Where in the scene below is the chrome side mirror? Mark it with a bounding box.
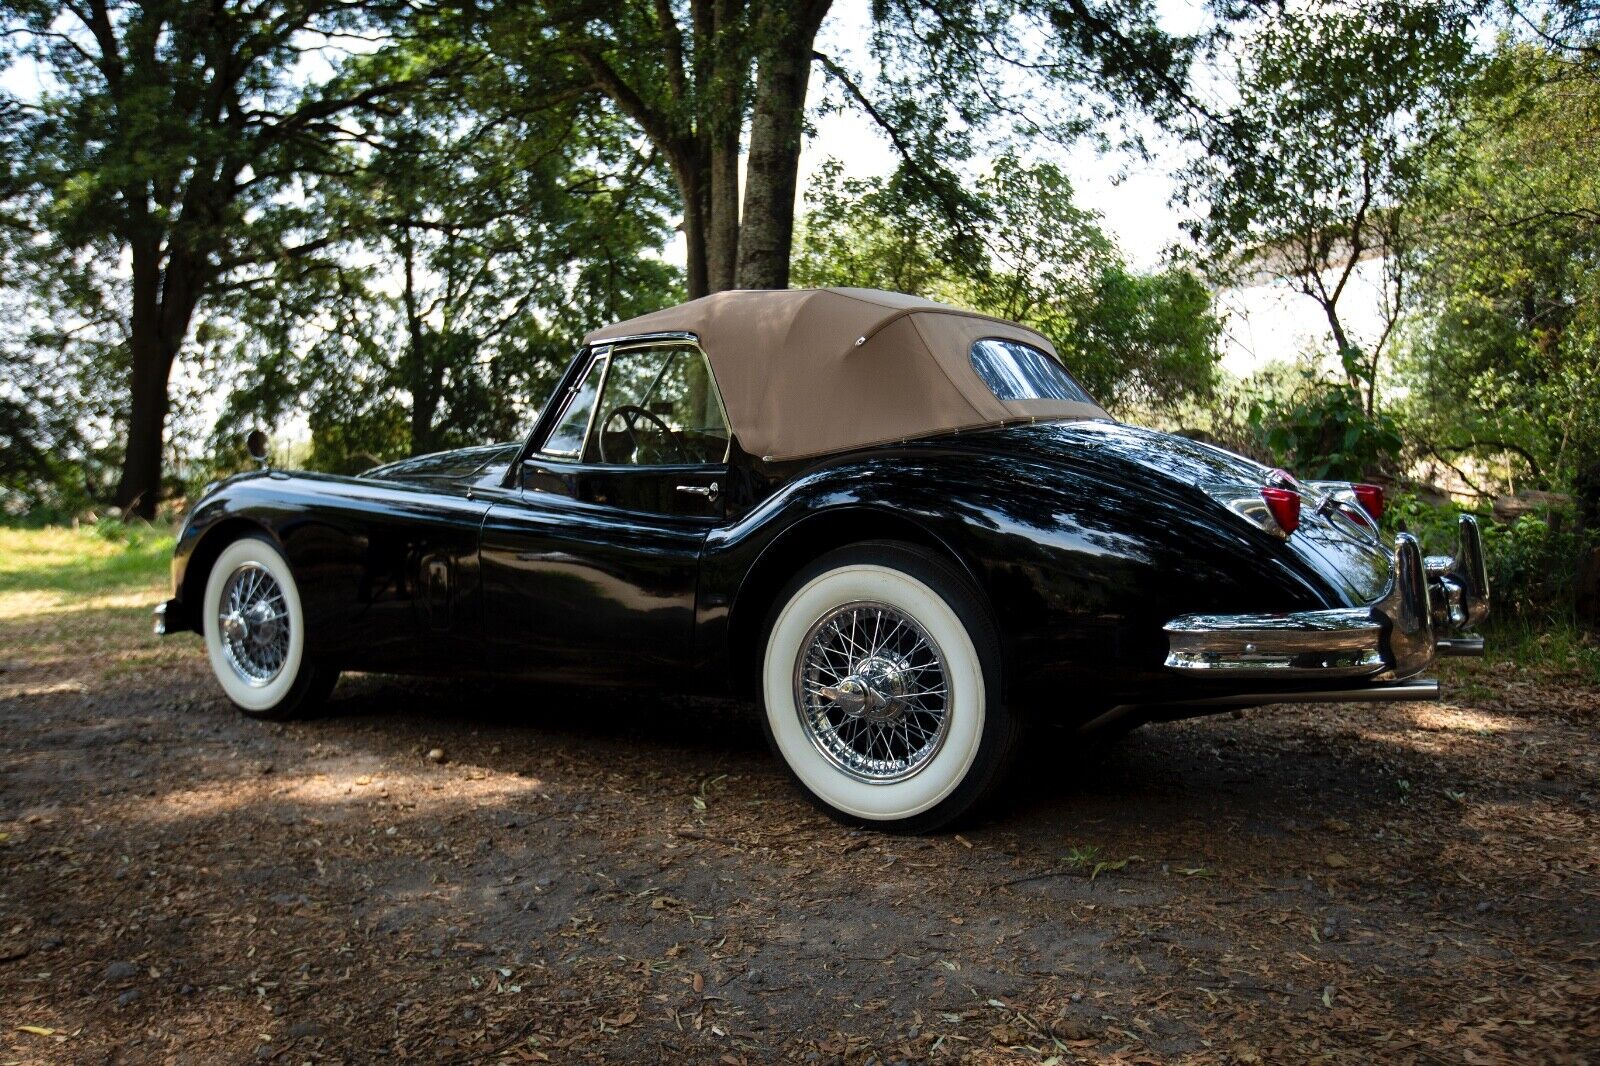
[245,429,270,470]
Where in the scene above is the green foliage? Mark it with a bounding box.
[0,1,469,515]
[1480,619,1600,684]
[1248,372,1403,480]
[1399,44,1600,490]
[1387,492,1600,636]
[1187,0,1479,414]
[794,154,1222,414]
[1479,512,1600,628]
[206,49,682,474]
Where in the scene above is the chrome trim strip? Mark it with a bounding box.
[586,329,698,347]
[1085,678,1441,731]
[1456,514,1490,627]
[1377,532,1435,678]
[1163,532,1436,679]
[1305,481,1382,544]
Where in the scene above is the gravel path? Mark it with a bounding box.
[2,604,1596,1063]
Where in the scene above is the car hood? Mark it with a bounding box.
[363,442,522,489]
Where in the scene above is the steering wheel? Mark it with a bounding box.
[598,404,689,464]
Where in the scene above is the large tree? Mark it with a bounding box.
[212,58,681,471]
[1401,42,1600,491]
[1183,0,1478,416]
[0,1,455,517]
[493,0,1207,298]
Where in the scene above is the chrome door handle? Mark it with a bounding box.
[676,481,720,502]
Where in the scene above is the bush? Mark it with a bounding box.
[1248,377,1402,481]
[1388,493,1599,630]
[1479,513,1599,628]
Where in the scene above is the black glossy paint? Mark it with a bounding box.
[163,342,1398,724]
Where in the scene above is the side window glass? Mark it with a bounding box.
[592,345,730,466]
[541,354,606,458]
[969,337,1094,404]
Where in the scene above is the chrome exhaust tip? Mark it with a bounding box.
[1435,636,1485,657]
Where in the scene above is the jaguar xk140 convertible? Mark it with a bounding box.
[156,288,1489,831]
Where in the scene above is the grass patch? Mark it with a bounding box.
[0,523,175,623]
[0,523,174,597]
[1482,618,1600,684]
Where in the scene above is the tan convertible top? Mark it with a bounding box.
[583,287,1108,462]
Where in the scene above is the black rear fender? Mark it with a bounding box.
[705,444,1345,707]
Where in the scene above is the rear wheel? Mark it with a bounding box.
[202,534,337,720]
[760,542,1018,833]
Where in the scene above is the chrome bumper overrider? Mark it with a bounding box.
[153,598,186,637]
[1163,515,1490,689]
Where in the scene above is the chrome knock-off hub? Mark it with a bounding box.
[822,655,912,723]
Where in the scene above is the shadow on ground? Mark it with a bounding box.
[2,615,1596,1064]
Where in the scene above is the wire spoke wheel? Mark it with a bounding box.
[216,562,290,686]
[794,600,951,783]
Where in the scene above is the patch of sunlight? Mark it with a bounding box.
[0,679,88,700]
[104,647,198,676]
[0,524,174,598]
[129,766,548,825]
[1352,703,1520,755]
[1404,703,1519,735]
[1463,799,1593,839]
[0,586,163,621]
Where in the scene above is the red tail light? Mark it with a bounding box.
[1353,483,1385,521]
[1261,486,1301,535]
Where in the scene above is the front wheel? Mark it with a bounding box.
[202,534,337,720]
[760,542,1018,833]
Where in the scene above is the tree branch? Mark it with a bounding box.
[569,44,682,158]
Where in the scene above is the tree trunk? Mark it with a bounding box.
[406,336,440,457]
[704,0,745,293]
[707,132,741,292]
[113,245,177,521]
[410,385,438,456]
[400,229,440,456]
[115,334,175,521]
[674,160,711,299]
[736,1,830,290]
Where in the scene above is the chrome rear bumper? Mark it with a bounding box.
[1164,607,1386,677]
[1162,515,1489,693]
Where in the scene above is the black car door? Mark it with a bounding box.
[479,340,730,683]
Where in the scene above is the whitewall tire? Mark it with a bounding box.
[202,534,337,720]
[761,542,1018,832]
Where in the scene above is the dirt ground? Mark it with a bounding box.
[2,595,1597,1065]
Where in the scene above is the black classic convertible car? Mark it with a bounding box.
[156,288,1489,831]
